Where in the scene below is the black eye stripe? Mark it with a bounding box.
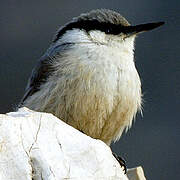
[53,20,126,42]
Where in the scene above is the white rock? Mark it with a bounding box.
[0,107,130,180]
[0,108,146,180]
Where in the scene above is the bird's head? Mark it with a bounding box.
[53,9,164,50]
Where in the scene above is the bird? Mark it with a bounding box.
[19,9,164,147]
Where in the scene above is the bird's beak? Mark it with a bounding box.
[123,21,165,36]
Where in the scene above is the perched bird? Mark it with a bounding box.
[19,9,164,146]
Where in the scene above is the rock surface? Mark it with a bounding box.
[0,108,146,180]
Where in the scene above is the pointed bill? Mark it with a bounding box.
[123,21,165,36]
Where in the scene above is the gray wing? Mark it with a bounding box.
[19,43,73,106]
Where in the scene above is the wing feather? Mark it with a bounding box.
[19,43,72,106]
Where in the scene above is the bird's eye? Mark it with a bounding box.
[106,28,110,33]
[105,27,113,34]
